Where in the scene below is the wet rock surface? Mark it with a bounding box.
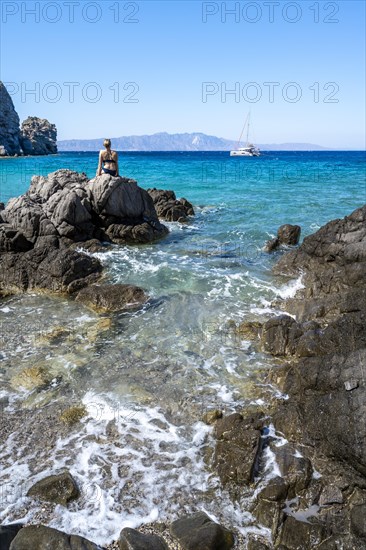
[9,525,102,550]
[208,204,366,549]
[119,527,169,550]
[147,188,195,222]
[170,511,234,550]
[265,224,301,253]
[213,413,263,487]
[0,170,171,295]
[259,204,366,548]
[26,471,80,506]
[0,524,23,550]
[75,284,148,313]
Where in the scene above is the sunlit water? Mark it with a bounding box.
[0,151,365,544]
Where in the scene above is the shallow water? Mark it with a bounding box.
[0,151,365,544]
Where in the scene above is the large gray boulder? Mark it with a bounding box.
[20,116,57,155]
[0,82,21,155]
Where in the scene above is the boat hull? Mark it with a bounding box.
[230,150,260,157]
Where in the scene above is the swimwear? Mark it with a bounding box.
[102,167,117,176]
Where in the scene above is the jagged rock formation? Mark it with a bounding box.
[20,116,57,155]
[147,188,195,222]
[212,204,366,549]
[0,170,170,295]
[0,81,22,155]
[0,81,57,156]
[272,204,366,476]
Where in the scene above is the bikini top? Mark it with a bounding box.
[102,152,116,164]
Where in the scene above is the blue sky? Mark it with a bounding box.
[1,0,365,147]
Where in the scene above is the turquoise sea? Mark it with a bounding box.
[0,151,365,545]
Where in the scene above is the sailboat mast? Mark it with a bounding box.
[246,112,250,145]
[237,112,249,148]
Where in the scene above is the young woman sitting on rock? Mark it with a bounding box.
[96,139,119,177]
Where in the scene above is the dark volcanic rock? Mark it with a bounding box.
[0,524,24,550]
[350,503,366,539]
[119,527,168,550]
[147,188,195,222]
[26,471,80,506]
[20,116,57,155]
[9,525,101,550]
[255,204,366,549]
[75,284,148,313]
[277,224,301,245]
[170,512,234,550]
[213,413,263,486]
[0,82,21,155]
[277,516,325,549]
[265,224,301,252]
[269,204,366,477]
[0,246,103,295]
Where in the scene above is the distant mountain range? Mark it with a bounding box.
[57,132,332,152]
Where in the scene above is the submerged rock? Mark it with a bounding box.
[9,525,101,550]
[20,116,57,155]
[26,471,80,506]
[170,512,234,550]
[10,366,53,392]
[75,283,148,313]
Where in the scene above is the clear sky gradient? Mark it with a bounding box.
[1,0,365,147]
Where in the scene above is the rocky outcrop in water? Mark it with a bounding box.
[0,170,170,295]
[265,223,301,252]
[147,188,195,222]
[226,204,366,549]
[0,82,22,156]
[20,116,57,155]
[0,81,57,156]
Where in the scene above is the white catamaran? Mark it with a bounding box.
[230,112,261,157]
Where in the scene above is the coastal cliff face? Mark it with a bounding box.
[0,81,57,156]
[20,116,58,155]
[0,82,22,156]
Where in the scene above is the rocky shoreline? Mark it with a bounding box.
[0,170,365,549]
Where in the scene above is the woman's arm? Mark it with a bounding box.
[96,151,102,176]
